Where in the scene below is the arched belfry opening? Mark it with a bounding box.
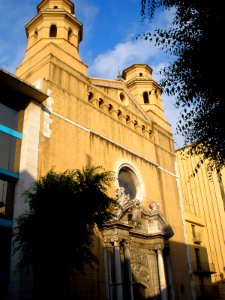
[68,28,73,42]
[143,91,149,104]
[49,24,57,37]
[16,0,93,82]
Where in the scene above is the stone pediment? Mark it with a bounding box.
[112,196,174,238]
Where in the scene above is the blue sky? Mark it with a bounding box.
[0,0,184,148]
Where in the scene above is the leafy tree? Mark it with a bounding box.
[13,166,117,300]
[141,0,225,172]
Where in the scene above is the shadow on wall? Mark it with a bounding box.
[188,243,221,300]
[2,168,223,300]
[5,226,224,300]
[70,238,223,300]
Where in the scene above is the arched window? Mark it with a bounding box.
[118,167,137,200]
[126,115,130,123]
[143,91,149,104]
[49,24,57,37]
[99,98,104,107]
[118,91,129,106]
[108,104,113,112]
[34,29,38,38]
[119,92,125,102]
[68,28,73,42]
[88,92,94,101]
[117,110,122,117]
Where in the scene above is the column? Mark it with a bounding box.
[165,252,175,300]
[114,239,123,300]
[148,249,160,298]
[124,240,134,300]
[157,248,168,300]
[104,240,113,300]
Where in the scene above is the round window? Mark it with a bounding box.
[118,168,137,200]
[118,92,129,106]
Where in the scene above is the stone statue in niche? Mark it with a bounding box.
[131,199,142,228]
[116,187,130,207]
[149,201,160,214]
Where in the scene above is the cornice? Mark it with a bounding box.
[125,77,162,91]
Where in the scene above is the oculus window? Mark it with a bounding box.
[118,167,137,200]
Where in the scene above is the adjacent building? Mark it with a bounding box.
[176,147,225,299]
[0,68,48,298]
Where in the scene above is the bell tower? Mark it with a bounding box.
[16,0,87,82]
[122,64,170,130]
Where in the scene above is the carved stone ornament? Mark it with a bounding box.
[111,199,174,238]
[132,264,151,288]
[149,201,160,214]
[102,200,174,298]
[116,187,130,207]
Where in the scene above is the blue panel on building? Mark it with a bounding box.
[0,169,19,183]
[0,124,22,139]
[0,218,13,228]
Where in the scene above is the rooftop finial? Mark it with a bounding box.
[117,65,122,81]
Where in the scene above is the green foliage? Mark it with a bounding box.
[141,0,225,171]
[13,166,117,274]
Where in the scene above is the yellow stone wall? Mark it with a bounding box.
[14,1,194,298]
[176,147,225,298]
[34,63,191,298]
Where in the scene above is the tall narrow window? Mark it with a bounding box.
[191,224,196,240]
[88,92,94,101]
[99,98,104,107]
[195,248,201,270]
[143,91,149,104]
[34,29,38,38]
[49,24,57,37]
[68,28,73,42]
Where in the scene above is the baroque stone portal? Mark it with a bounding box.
[102,199,174,300]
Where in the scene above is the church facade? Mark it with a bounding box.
[5,0,194,299]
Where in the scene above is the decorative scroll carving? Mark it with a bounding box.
[113,195,143,227]
[102,200,174,300]
[111,199,174,239]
